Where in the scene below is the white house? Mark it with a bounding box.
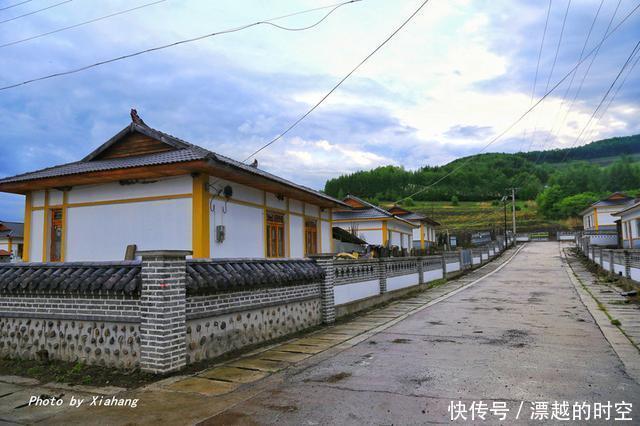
[581,192,634,232]
[332,195,417,250]
[613,200,640,249]
[0,221,23,261]
[0,111,348,262]
[387,205,439,250]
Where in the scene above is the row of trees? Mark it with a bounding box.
[325,155,640,220]
[535,158,640,219]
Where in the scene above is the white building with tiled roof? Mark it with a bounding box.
[387,205,440,250]
[0,111,348,262]
[0,221,24,261]
[580,192,635,232]
[332,195,418,249]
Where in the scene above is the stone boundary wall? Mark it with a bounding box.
[0,253,325,374]
[312,238,512,320]
[576,238,640,285]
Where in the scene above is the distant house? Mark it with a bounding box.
[613,200,640,248]
[0,111,348,262]
[387,205,440,249]
[580,192,635,232]
[0,221,24,261]
[332,195,417,250]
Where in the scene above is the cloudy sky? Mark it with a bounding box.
[1,0,639,220]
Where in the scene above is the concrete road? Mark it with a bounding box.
[202,242,640,425]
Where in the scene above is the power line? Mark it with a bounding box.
[537,0,622,163]
[394,1,640,204]
[0,0,35,11]
[533,0,604,163]
[558,40,640,163]
[519,0,552,152]
[242,0,432,162]
[0,0,71,25]
[527,0,571,152]
[0,0,362,91]
[0,0,167,49]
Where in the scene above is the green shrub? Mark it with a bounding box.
[451,195,459,206]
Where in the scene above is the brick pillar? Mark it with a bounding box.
[441,253,447,277]
[379,258,387,293]
[459,250,465,270]
[310,255,336,324]
[599,247,604,267]
[138,250,190,374]
[417,257,424,284]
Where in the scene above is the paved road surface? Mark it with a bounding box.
[202,242,640,424]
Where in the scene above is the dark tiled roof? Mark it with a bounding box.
[0,221,24,238]
[0,261,141,294]
[186,259,325,294]
[0,148,207,184]
[334,195,417,227]
[333,208,388,220]
[0,121,346,207]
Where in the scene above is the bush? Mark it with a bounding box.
[403,197,415,207]
[451,195,459,206]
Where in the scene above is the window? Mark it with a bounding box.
[16,244,23,259]
[636,219,640,238]
[266,211,285,258]
[304,219,318,255]
[50,208,63,262]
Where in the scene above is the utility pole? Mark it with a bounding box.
[511,188,517,243]
[501,195,508,237]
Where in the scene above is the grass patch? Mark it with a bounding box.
[611,319,622,326]
[0,358,154,388]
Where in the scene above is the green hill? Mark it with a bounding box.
[324,134,640,227]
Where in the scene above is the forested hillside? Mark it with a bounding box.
[324,135,640,221]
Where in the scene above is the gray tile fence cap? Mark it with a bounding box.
[137,250,193,257]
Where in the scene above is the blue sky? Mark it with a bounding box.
[1,0,639,221]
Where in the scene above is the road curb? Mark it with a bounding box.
[560,244,640,384]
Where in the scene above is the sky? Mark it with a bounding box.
[1,0,639,221]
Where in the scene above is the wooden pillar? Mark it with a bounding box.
[191,174,210,259]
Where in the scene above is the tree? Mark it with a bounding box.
[451,195,459,206]
[557,193,599,218]
[536,185,565,219]
[403,197,415,207]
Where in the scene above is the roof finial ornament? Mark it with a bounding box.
[250,159,258,168]
[130,108,146,126]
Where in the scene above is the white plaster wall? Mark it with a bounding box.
[613,262,625,275]
[66,198,191,261]
[631,267,640,282]
[289,199,303,214]
[289,215,304,258]
[68,175,192,204]
[598,207,627,227]
[472,256,481,264]
[304,204,319,218]
[265,192,286,210]
[210,177,263,206]
[481,253,488,261]
[210,199,264,258]
[412,227,421,242]
[321,209,330,220]
[446,262,460,272]
[49,189,64,206]
[0,241,8,251]
[334,280,380,305]
[390,231,402,247]
[602,260,610,271]
[424,269,443,282]
[32,190,45,208]
[334,223,381,245]
[321,220,332,253]
[29,210,44,261]
[387,273,420,291]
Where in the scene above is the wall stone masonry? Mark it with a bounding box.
[0,241,510,373]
